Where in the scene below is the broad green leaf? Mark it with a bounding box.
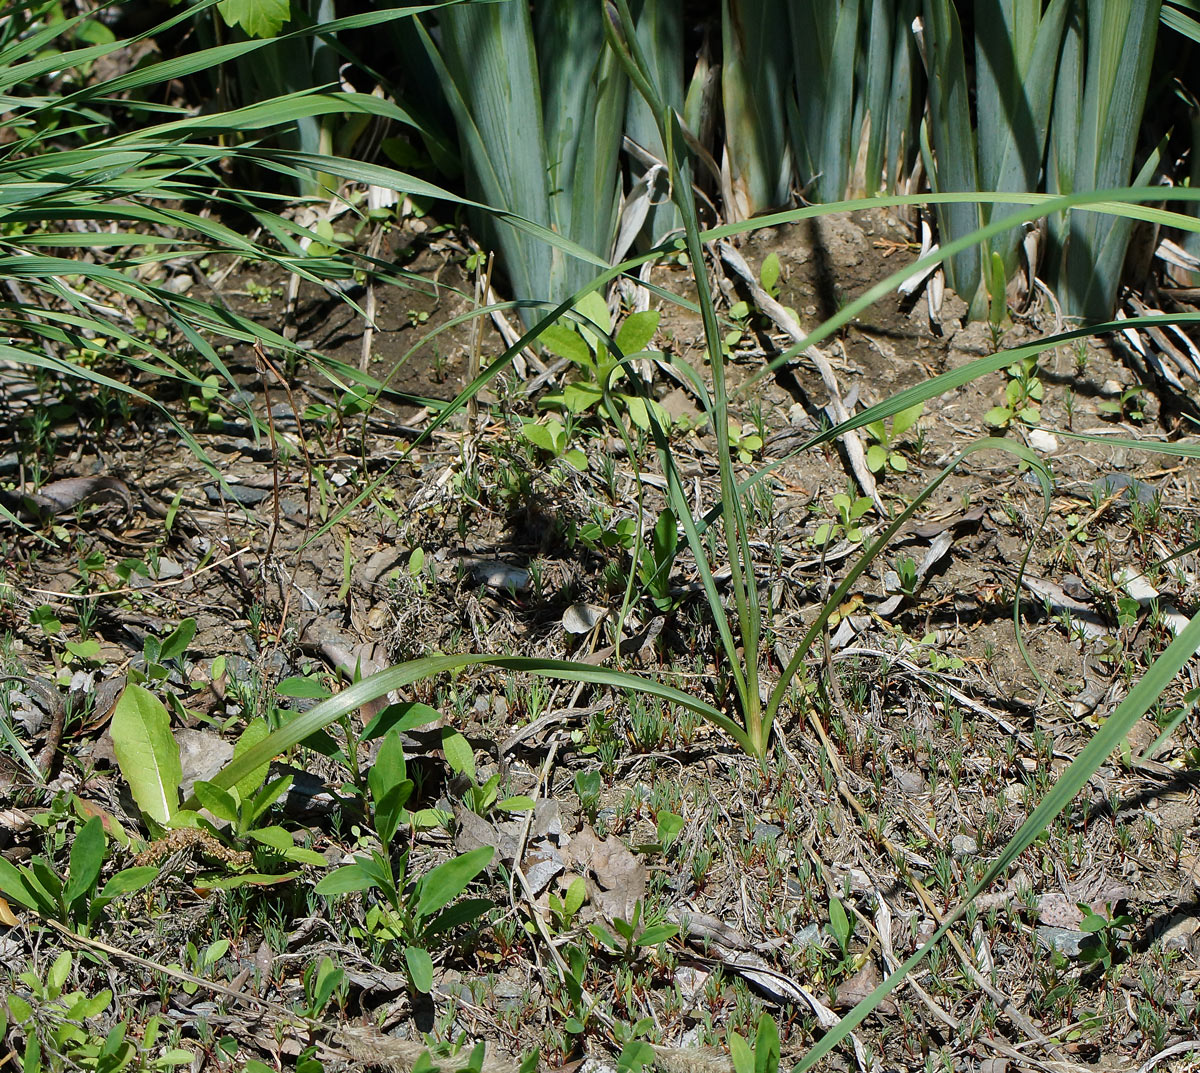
[310,957,344,1011]
[614,310,659,356]
[314,863,375,896]
[500,795,537,812]
[415,846,493,922]
[192,781,239,825]
[656,811,684,843]
[372,782,414,848]
[589,923,621,951]
[63,816,105,908]
[616,1040,654,1073]
[218,0,292,38]
[157,618,195,663]
[440,728,476,780]
[575,289,612,348]
[754,1013,780,1073]
[729,1031,753,1073]
[97,867,159,899]
[422,897,494,938]
[111,684,181,824]
[540,323,593,365]
[197,871,301,890]
[0,857,43,912]
[891,402,924,437]
[232,718,271,803]
[361,701,442,742]
[369,730,409,821]
[245,826,294,853]
[636,923,678,946]
[404,945,434,994]
[275,676,332,700]
[246,775,294,826]
[520,419,563,453]
[8,995,32,1023]
[563,381,604,414]
[759,253,781,294]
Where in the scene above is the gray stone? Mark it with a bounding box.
[950,833,979,858]
[1035,926,1087,958]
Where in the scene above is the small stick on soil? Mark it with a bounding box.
[718,241,884,515]
[360,226,385,372]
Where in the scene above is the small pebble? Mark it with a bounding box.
[950,833,979,858]
[1027,428,1058,453]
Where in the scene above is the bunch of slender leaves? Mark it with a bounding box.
[0,816,157,934]
[313,727,494,994]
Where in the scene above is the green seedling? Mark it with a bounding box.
[128,618,195,687]
[614,1020,657,1073]
[299,957,346,1020]
[175,939,230,997]
[578,513,638,553]
[537,292,669,432]
[811,492,873,546]
[723,300,753,352]
[826,897,854,964]
[915,632,965,673]
[187,375,223,430]
[440,727,535,818]
[588,899,678,963]
[1078,902,1134,974]
[0,816,157,934]
[864,402,923,474]
[727,420,763,463]
[729,1012,781,1073]
[578,507,679,614]
[985,355,1043,428]
[635,507,680,613]
[760,252,783,299]
[555,943,593,1037]
[985,249,1008,349]
[1097,384,1146,422]
[894,555,919,598]
[574,770,602,825]
[520,416,587,471]
[655,810,685,849]
[546,877,587,935]
[314,726,494,994]
[29,605,62,638]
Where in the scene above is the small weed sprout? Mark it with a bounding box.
[985,355,1043,428]
[1097,383,1147,422]
[864,402,923,475]
[811,492,873,546]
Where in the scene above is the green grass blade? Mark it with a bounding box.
[187,655,746,807]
